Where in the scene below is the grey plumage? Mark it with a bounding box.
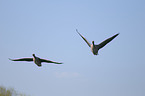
[9,54,63,67]
[76,29,119,55]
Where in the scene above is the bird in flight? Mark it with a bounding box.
[9,54,63,67]
[76,29,119,55]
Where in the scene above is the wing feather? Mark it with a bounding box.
[9,58,33,62]
[40,59,63,64]
[98,33,119,49]
[76,29,91,47]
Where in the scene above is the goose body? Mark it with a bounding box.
[9,54,63,67]
[76,29,119,55]
[91,44,99,55]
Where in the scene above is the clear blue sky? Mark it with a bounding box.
[0,0,145,96]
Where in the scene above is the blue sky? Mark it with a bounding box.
[0,0,145,96]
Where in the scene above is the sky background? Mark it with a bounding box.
[0,0,145,96]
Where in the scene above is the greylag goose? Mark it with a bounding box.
[76,29,119,55]
[9,54,63,67]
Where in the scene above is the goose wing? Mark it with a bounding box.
[40,59,63,64]
[9,58,33,62]
[76,29,91,47]
[98,33,119,49]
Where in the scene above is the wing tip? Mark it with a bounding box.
[76,29,84,38]
[76,29,80,34]
[55,62,63,64]
[76,29,82,36]
[114,33,120,37]
[8,58,13,61]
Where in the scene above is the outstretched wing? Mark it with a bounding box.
[76,29,91,47]
[9,58,33,62]
[98,33,119,49]
[40,59,63,64]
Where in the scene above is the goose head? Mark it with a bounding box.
[32,54,36,58]
[92,41,95,45]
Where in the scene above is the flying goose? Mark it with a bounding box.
[9,54,63,67]
[76,29,119,55]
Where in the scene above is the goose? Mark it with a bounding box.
[9,54,63,67]
[76,29,119,55]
